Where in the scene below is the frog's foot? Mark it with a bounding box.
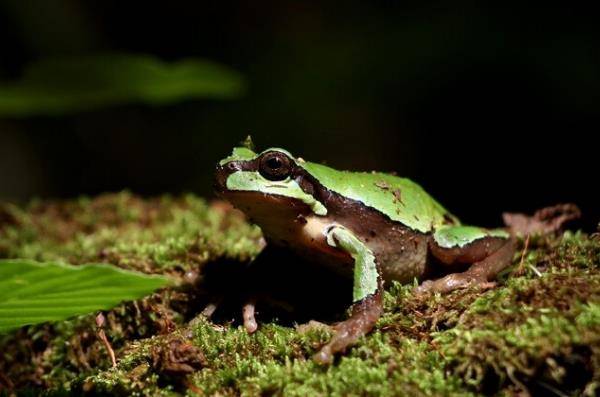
[242,299,258,333]
[313,291,383,365]
[198,298,258,333]
[415,275,497,295]
[418,237,516,295]
[296,320,331,334]
[200,301,220,318]
[503,203,581,236]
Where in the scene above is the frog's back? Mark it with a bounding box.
[300,161,458,233]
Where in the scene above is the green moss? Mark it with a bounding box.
[0,192,263,273]
[85,320,470,396]
[1,193,599,396]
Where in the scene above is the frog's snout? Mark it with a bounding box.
[213,164,229,194]
[214,161,238,194]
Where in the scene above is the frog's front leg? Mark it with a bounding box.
[313,226,383,365]
[416,226,516,294]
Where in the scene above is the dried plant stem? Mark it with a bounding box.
[96,312,117,368]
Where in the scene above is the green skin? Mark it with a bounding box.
[215,146,515,364]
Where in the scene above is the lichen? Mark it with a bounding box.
[0,193,599,396]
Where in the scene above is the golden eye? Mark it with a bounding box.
[258,151,292,181]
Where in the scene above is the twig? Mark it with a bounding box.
[535,380,569,397]
[506,365,530,397]
[0,371,14,391]
[515,234,530,276]
[96,312,117,368]
[186,379,205,396]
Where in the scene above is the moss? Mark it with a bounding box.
[1,193,599,396]
[0,192,263,273]
[81,318,469,396]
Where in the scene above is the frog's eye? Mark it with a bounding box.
[258,151,292,181]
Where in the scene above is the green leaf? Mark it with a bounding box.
[0,53,244,117]
[0,259,171,333]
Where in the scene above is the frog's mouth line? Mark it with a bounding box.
[215,189,313,215]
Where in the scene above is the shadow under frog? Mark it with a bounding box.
[196,249,355,328]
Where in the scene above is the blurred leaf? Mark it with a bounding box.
[0,259,171,333]
[0,53,244,117]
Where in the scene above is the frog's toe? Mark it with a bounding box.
[242,300,258,333]
[296,320,331,335]
[413,280,435,295]
[296,322,335,364]
[415,273,487,295]
[313,345,334,365]
[200,301,219,318]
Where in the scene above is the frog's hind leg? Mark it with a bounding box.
[416,226,516,294]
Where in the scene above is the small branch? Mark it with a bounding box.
[515,234,530,277]
[0,371,14,391]
[96,312,117,368]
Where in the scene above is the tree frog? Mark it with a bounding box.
[215,145,515,364]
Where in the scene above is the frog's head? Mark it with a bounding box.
[215,146,327,234]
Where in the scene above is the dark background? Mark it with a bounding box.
[0,1,597,230]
